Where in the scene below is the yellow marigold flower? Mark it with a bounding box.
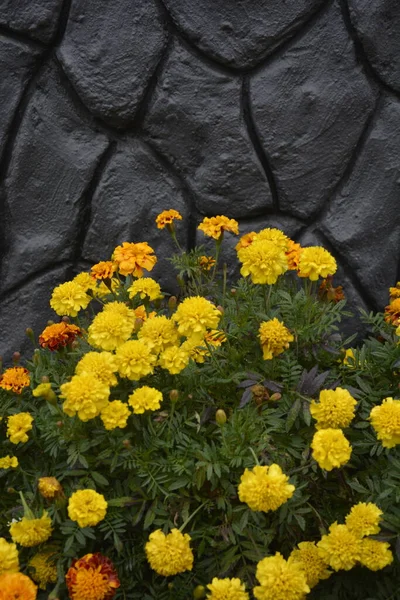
[156,208,183,229]
[206,577,249,600]
[128,386,163,414]
[7,412,33,444]
[128,277,163,301]
[0,573,37,600]
[254,552,310,600]
[66,553,120,600]
[10,512,52,547]
[298,246,337,281]
[258,318,294,360]
[50,280,91,317]
[93,278,120,299]
[115,340,157,380]
[68,490,107,528]
[73,272,97,292]
[317,523,361,571]
[90,261,116,280]
[311,428,352,471]
[75,351,118,387]
[342,348,356,367]
[28,549,57,589]
[204,329,227,347]
[238,464,295,512]
[257,228,289,250]
[0,538,19,575]
[38,477,63,500]
[103,301,136,323]
[235,231,257,252]
[198,215,239,240]
[199,255,216,271]
[145,528,194,576]
[113,241,157,277]
[369,397,400,448]
[39,322,82,351]
[60,373,110,422]
[138,315,180,354]
[32,383,57,404]
[238,239,288,285]
[310,387,357,430]
[87,310,134,351]
[100,400,130,430]
[384,298,400,325]
[345,502,382,538]
[359,538,393,571]
[0,456,18,469]
[389,282,400,301]
[289,541,331,589]
[0,366,30,394]
[173,296,221,338]
[286,240,302,270]
[159,345,190,374]
[181,337,209,363]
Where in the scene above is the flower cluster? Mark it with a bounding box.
[68,490,108,528]
[310,387,357,430]
[145,528,194,576]
[258,318,294,360]
[7,412,33,444]
[39,321,81,350]
[0,366,30,394]
[238,464,295,512]
[198,215,239,240]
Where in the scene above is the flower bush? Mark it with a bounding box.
[0,214,399,599]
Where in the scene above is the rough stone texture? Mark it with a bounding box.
[0,0,64,43]
[57,0,167,127]
[348,0,400,93]
[163,0,325,69]
[144,39,272,217]
[251,0,378,220]
[0,36,43,159]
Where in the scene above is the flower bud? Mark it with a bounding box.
[33,349,40,365]
[61,316,70,323]
[38,476,64,500]
[70,340,79,349]
[7,487,16,494]
[41,376,50,383]
[56,421,63,428]
[169,389,179,403]
[25,328,35,342]
[230,288,237,295]
[12,352,21,364]
[193,585,206,599]
[47,320,55,326]
[216,305,224,315]
[215,409,227,426]
[269,393,282,402]
[168,296,177,310]
[134,318,144,332]
[122,439,131,449]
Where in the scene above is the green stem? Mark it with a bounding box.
[249,447,260,466]
[179,501,209,532]
[19,491,34,519]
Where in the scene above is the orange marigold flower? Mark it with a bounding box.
[90,261,116,280]
[389,282,400,301]
[39,322,81,351]
[286,240,302,271]
[384,298,400,326]
[198,256,216,271]
[38,477,64,500]
[198,215,239,240]
[156,209,183,229]
[66,553,120,600]
[235,231,257,252]
[0,367,30,394]
[318,276,345,303]
[112,242,157,277]
[0,572,37,600]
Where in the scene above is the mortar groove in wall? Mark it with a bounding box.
[0,25,46,50]
[0,260,71,304]
[54,0,72,47]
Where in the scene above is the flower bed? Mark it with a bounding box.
[0,212,399,599]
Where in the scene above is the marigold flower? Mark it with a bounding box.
[181,337,209,363]
[60,373,110,422]
[359,538,393,571]
[88,308,134,352]
[38,477,63,500]
[156,209,183,229]
[286,239,302,270]
[128,277,163,301]
[0,456,18,469]
[0,538,19,575]
[145,528,194,576]
[100,400,130,430]
[369,397,400,448]
[90,261,116,280]
[66,553,120,600]
[0,366,30,394]
[258,318,294,360]
[311,428,352,471]
[199,255,216,271]
[298,246,337,281]
[206,577,249,599]
[0,573,37,600]
[138,315,180,354]
[257,228,290,249]
[238,464,295,512]
[113,241,157,277]
[115,340,157,380]
[75,351,118,387]
[32,383,57,404]
[318,275,345,303]
[10,512,52,547]
[159,345,190,374]
[50,280,91,317]
[198,215,239,240]
[28,549,57,589]
[68,490,107,528]
[204,329,227,347]
[238,239,288,285]
[39,321,82,351]
[384,298,400,325]
[289,541,331,588]
[253,552,310,600]
[128,386,163,414]
[7,412,33,444]
[235,231,257,252]
[345,502,382,538]
[317,523,361,571]
[310,387,357,430]
[389,282,400,301]
[73,272,97,292]
[342,348,356,367]
[173,296,221,339]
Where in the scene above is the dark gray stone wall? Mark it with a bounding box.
[0,0,399,361]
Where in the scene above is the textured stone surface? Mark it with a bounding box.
[0,61,108,294]
[250,1,377,220]
[83,139,189,290]
[321,96,400,310]
[163,0,324,69]
[144,39,272,218]
[0,0,64,43]
[0,36,43,159]
[348,0,400,93]
[57,0,167,127]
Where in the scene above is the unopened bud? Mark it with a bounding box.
[168,296,177,310]
[215,409,227,426]
[122,439,131,449]
[41,376,50,383]
[169,389,179,402]
[47,320,55,326]
[188,394,193,400]
[70,340,79,349]
[193,585,206,599]
[269,393,282,402]
[33,349,40,365]
[12,352,21,363]
[216,305,224,315]
[25,328,35,342]
[61,316,70,323]
[134,318,144,332]
[168,582,174,590]
[177,276,185,287]
[7,487,16,494]
[56,421,63,428]
[230,288,236,295]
